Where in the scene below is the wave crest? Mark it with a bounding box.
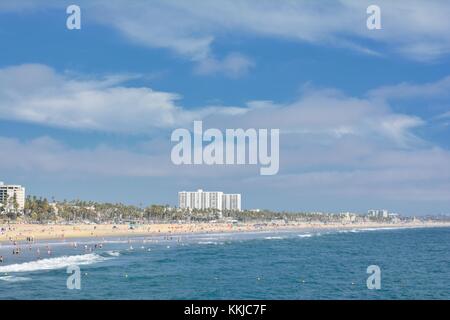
[0,253,108,273]
[0,275,32,282]
[105,250,120,257]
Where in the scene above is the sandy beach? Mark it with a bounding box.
[1,220,450,243]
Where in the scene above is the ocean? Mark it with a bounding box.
[0,226,449,299]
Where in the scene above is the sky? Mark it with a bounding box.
[0,0,450,215]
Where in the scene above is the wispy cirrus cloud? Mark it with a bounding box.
[2,0,450,69]
[368,76,450,101]
[194,53,255,78]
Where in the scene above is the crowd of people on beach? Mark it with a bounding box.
[0,221,268,265]
[0,222,208,265]
[0,237,110,264]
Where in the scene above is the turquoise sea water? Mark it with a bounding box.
[0,226,449,299]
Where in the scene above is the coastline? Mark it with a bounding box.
[2,221,450,243]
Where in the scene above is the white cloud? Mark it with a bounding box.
[3,1,450,65]
[0,64,246,133]
[1,66,449,210]
[109,0,450,61]
[87,1,255,77]
[368,76,450,101]
[195,53,255,77]
[256,164,450,202]
[88,0,450,61]
[203,88,425,148]
[0,136,172,177]
[0,64,429,148]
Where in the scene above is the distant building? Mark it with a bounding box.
[368,209,389,218]
[341,212,357,222]
[388,213,400,222]
[179,189,241,211]
[388,213,399,218]
[222,193,241,211]
[179,189,223,211]
[0,181,26,212]
[49,202,59,215]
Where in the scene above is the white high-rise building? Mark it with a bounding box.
[179,189,241,211]
[178,189,223,211]
[0,182,26,212]
[368,209,389,218]
[222,194,241,211]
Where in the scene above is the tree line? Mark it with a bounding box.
[0,195,402,224]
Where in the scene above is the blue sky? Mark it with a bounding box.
[1,1,450,215]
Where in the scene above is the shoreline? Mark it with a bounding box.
[1,221,450,244]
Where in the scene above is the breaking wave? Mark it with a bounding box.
[0,275,32,282]
[104,250,120,257]
[297,234,313,238]
[264,236,284,240]
[0,253,108,273]
[197,241,220,245]
[338,227,405,234]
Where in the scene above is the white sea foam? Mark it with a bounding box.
[101,241,129,245]
[197,241,218,245]
[264,236,284,240]
[297,234,313,238]
[0,275,32,282]
[357,227,403,232]
[0,253,108,273]
[339,227,404,234]
[105,250,120,257]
